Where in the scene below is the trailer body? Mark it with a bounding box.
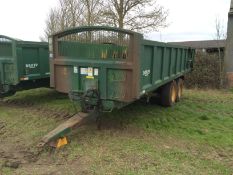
[50,26,195,111]
[0,35,49,97]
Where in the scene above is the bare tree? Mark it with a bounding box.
[41,0,104,41]
[62,0,84,28]
[82,0,103,26]
[40,8,60,41]
[41,0,168,41]
[41,0,83,41]
[215,17,226,40]
[101,0,168,32]
[55,0,85,30]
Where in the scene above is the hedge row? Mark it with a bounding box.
[185,51,224,89]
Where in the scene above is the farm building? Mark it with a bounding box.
[170,40,226,53]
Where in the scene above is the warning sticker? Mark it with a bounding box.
[80,68,88,75]
[87,67,93,77]
[73,66,78,73]
[94,68,98,76]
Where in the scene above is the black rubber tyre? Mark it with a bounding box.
[176,79,184,102]
[160,81,177,107]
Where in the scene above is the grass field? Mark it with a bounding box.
[0,88,233,175]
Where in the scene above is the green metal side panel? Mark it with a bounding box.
[163,47,171,79]
[140,40,194,94]
[153,47,163,83]
[141,46,153,90]
[0,42,12,57]
[3,63,15,84]
[22,48,40,75]
[18,43,49,80]
[107,69,128,100]
[71,66,79,91]
[0,41,17,87]
[39,47,50,76]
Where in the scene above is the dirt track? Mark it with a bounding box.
[0,99,73,174]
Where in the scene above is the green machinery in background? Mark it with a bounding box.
[0,35,50,97]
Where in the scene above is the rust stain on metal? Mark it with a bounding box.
[54,65,70,93]
[226,72,233,87]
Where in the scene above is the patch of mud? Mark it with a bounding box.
[3,99,34,107]
[0,100,76,121]
[34,108,74,120]
[0,147,41,171]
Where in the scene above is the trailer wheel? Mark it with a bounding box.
[176,79,184,102]
[160,81,177,107]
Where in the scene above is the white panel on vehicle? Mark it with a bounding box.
[80,68,88,75]
[87,67,93,76]
[94,68,98,76]
[73,66,78,73]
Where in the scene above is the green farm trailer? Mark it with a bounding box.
[39,26,194,148]
[0,35,50,97]
[50,26,194,111]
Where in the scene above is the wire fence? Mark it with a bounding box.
[58,30,131,47]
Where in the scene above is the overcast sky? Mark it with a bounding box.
[0,0,231,42]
